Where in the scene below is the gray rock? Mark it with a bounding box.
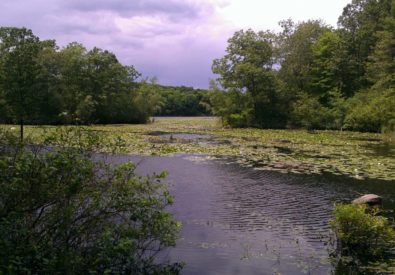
[352,194,382,206]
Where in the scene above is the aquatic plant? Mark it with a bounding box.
[2,116,394,180]
[330,203,395,273]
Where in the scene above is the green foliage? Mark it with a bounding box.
[0,27,42,139]
[366,6,395,87]
[290,90,347,130]
[226,111,253,128]
[211,0,394,132]
[366,32,395,87]
[278,20,330,94]
[0,130,182,274]
[290,94,331,129]
[212,29,284,128]
[0,27,40,116]
[337,0,393,95]
[0,0,394,133]
[5,117,394,180]
[330,204,395,271]
[0,27,213,126]
[151,81,211,117]
[310,31,345,98]
[0,28,162,126]
[345,88,395,132]
[53,44,144,124]
[208,83,254,127]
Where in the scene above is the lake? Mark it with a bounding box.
[17,118,395,273]
[104,153,395,275]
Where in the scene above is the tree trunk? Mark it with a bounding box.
[20,118,24,142]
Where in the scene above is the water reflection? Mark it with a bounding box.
[102,153,395,275]
[363,142,395,157]
[160,133,212,140]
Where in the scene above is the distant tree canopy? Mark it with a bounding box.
[150,83,211,116]
[211,0,395,132]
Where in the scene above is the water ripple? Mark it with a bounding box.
[101,153,395,275]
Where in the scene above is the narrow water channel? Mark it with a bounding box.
[104,153,395,274]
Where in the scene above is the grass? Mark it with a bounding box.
[2,116,394,181]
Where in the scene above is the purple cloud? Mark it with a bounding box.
[62,0,206,20]
[2,0,347,88]
[0,0,228,88]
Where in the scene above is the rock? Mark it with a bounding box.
[352,194,382,207]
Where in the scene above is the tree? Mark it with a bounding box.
[130,77,162,123]
[56,42,88,123]
[55,43,142,124]
[84,47,140,123]
[278,20,329,95]
[212,29,282,128]
[366,6,395,88]
[344,87,395,132]
[337,0,393,95]
[0,27,42,140]
[34,39,63,124]
[208,80,254,127]
[0,27,184,127]
[310,30,344,99]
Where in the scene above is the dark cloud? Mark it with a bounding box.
[62,0,208,21]
[119,33,228,88]
[46,12,118,36]
[0,0,227,88]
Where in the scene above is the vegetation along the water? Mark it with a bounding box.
[331,204,395,274]
[0,0,394,136]
[0,129,183,274]
[9,116,395,181]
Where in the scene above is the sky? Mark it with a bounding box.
[0,0,350,88]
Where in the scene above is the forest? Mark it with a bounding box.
[211,0,394,132]
[0,0,393,134]
[0,31,210,126]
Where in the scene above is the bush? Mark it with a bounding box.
[290,94,332,129]
[0,129,182,274]
[225,111,253,128]
[330,204,395,267]
[344,88,395,132]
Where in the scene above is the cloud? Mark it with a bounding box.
[0,0,349,88]
[62,0,212,21]
[0,0,234,87]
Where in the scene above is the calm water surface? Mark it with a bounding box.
[104,153,395,275]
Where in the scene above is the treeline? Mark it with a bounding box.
[210,0,394,132]
[0,28,210,126]
[152,83,210,116]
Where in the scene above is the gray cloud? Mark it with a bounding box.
[0,0,229,88]
[0,0,350,88]
[62,0,210,21]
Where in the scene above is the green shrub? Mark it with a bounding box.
[225,111,253,128]
[330,204,395,262]
[290,94,332,129]
[344,88,395,132]
[0,130,182,274]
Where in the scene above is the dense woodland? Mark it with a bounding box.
[0,0,394,133]
[0,28,211,125]
[149,82,210,116]
[211,0,395,132]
